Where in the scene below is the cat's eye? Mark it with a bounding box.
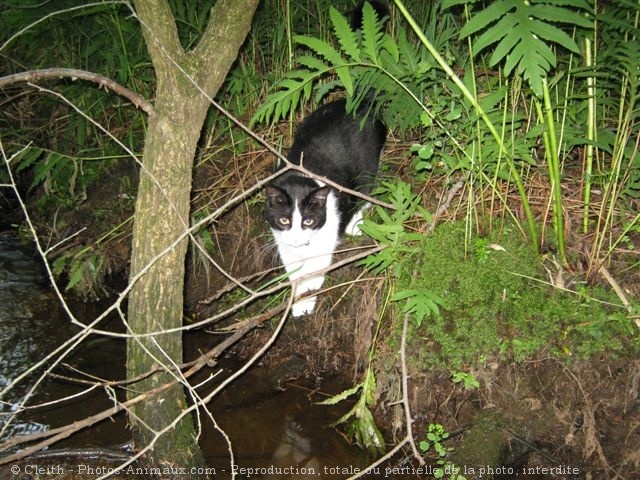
[278,217,291,225]
[302,217,314,226]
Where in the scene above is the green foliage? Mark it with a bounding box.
[453,0,593,97]
[1,0,148,213]
[391,221,636,369]
[254,0,640,269]
[451,371,480,389]
[359,181,429,274]
[391,289,445,327]
[10,146,108,205]
[362,174,637,371]
[52,249,107,300]
[419,423,466,479]
[358,181,633,371]
[318,367,386,454]
[252,2,430,131]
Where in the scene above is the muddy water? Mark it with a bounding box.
[0,233,369,478]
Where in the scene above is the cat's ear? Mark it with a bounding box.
[264,185,286,205]
[309,186,332,206]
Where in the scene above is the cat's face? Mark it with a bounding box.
[265,184,333,248]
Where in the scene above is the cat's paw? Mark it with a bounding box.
[291,296,317,317]
[345,203,371,236]
[345,214,364,236]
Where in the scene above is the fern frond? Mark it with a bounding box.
[294,35,346,68]
[329,6,360,62]
[250,70,314,124]
[498,26,556,96]
[530,4,592,29]
[461,0,593,97]
[295,55,328,72]
[252,1,421,130]
[294,35,353,95]
[396,29,421,74]
[362,1,386,64]
[459,1,514,39]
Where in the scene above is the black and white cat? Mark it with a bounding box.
[265,99,386,316]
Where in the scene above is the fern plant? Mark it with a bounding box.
[452,0,593,98]
[359,180,428,275]
[318,366,386,454]
[251,2,427,131]
[439,0,594,262]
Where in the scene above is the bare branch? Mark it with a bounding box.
[0,68,155,116]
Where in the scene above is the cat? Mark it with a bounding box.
[265,99,386,316]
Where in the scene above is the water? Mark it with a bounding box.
[0,232,369,478]
[0,233,59,440]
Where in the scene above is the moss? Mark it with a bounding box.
[390,221,636,370]
[449,410,506,470]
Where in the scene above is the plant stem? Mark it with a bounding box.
[393,0,539,253]
[539,77,566,264]
[583,37,595,234]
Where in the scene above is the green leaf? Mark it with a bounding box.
[295,35,346,68]
[362,368,377,406]
[462,0,593,97]
[397,29,420,73]
[391,289,445,326]
[329,6,360,62]
[459,1,515,39]
[381,34,399,63]
[530,18,580,53]
[317,382,362,405]
[66,260,85,291]
[250,70,316,124]
[347,406,385,453]
[296,55,328,72]
[336,65,354,96]
[361,1,385,64]
[52,253,71,277]
[11,146,36,169]
[530,4,593,29]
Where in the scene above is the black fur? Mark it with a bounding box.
[266,99,386,235]
[265,182,330,232]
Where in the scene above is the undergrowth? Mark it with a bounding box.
[391,220,636,371]
[2,0,639,470]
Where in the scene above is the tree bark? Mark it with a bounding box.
[126,0,259,474]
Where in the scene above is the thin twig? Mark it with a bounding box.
[400,311,426,465]
[0,303,287,463]
[430,177,465,230]
[345,436,410,480]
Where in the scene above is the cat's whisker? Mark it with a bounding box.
[256,237,273,254]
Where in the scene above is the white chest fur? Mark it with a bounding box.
[272,191,340,316]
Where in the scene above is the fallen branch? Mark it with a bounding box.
[430,177,465,230]
[598,264,639,328]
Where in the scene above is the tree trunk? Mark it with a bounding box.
[126,0,259,473]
